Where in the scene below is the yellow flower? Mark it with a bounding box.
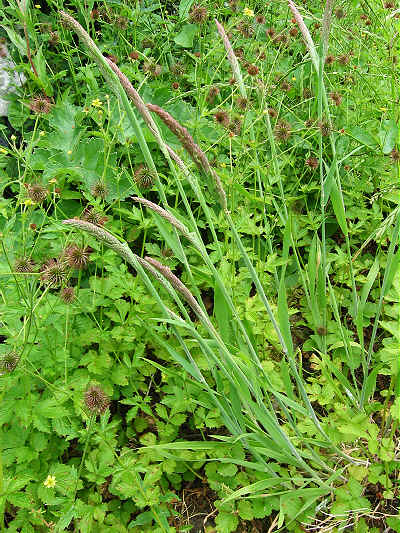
[35,4,41,7]
[220,162,226,168]
[91,98,102,108]
[39,131,45,137]
[291,76,296,81]
[243,7,254,17]
[10,134,16,141]
[24,199,33,206]
[43,475,56,488]
[67,150,72,155]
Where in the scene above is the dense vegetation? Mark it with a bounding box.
[0,0,399,531]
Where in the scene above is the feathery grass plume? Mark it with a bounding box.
[132,197,191,237]
[105,58,162,144]
[215,19,243,89]
[59,11,121,95]
[146,103,212,174]
[63,219,133,265]
[144,257,204,319]
[146,104,227,211]
[321,0,334,53]
[287,0,319,70]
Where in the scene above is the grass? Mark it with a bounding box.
[0,0,399,531]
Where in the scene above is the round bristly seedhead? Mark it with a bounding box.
[29,95,53,114]
[214,110,230,128]
[134,166,156,189]
[40,259,68,287]
[81,207,108,226]
[60,286,75,304]
[325,55,335,66]
[91,181,108,199]
[64,245,92,270]
[274,120,292,142]
[247,64,259,76]
[318,120,332,137]
[390,149,400,163]
[26,183,48,203]
[330,92,342,106]
[0,351,20,374]
[14,257,36,273]
[189,4,208,23]
[305,157,319,170]
[84,385,110,414]
[236,97,248,110]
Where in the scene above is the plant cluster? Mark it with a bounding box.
[0,0,399,531]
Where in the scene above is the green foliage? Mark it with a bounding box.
[0,0,399,531]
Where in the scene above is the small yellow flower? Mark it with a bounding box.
[24,199,34,206]
[67,150,72,155]
[35,4,41,7]
[43,475,56,488]
[220,162,226,168]
[91,98,102,108]
[291,76,296,81]
[98,109,103,115]
[39,131,45,136]
[10,134,16,141]
[243,7,255,17]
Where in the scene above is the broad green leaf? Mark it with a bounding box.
[0,25,27,55]
[348,126,379,149]
[329,179,348,236]
[174,24,198,47]
[179,0,194,18]
[379,119,398,154]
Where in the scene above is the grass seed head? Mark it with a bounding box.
[318,120,332,137]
